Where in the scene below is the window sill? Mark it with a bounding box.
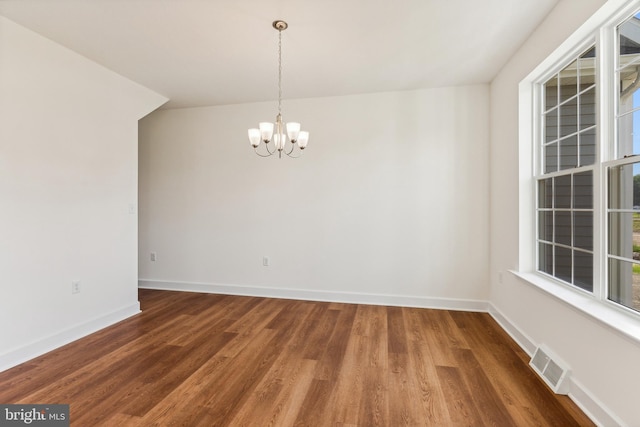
[511,271,640,345]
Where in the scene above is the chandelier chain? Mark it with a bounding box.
[278,29,282,116]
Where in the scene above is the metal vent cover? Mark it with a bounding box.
[529,346,570,394]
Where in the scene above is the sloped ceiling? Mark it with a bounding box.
[0,0,560,108]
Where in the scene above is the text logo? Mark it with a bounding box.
[0,405,69,426]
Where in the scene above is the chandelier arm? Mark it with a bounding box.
[264,141,277,155]
[284,142,302,158]
[254,146,275,157]
[284,142,296,156]
[284,149,302,159]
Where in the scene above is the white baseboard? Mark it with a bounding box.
[487,302,537,356]
[569,378,627,427]
[488,303,622,427]
[138,279,489,312]
[0,303,140,373]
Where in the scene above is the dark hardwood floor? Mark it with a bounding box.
[0,289,594,426]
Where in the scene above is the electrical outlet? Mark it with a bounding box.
[150,252,157,262]
[71,281,81,294]
[263,256,270,267]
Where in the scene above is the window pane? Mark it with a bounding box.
[539,243,553,275]
[539,211,553,242]
[574,250,593,291]
[555,174,572,209]
[559,59,578,103]
[545,76,558,110]
[608,258,640,312]
[609,212,635,258]
[539,178,553,209]
[620,17,640,56]
[545,142,558,173]
[574,171,593,209]
[579,128,596,166]
[617,110,640,157]
[608,163,640,209]
[555,246,572,283]
[560,136,578,170]
[574,212,593,251]
[618,66,640,116]
[618,15,640,158]
[579,87,596,130]
[580,45,596,59]
[608,158,640,310]
[560,97,578,138]
[619,14,640,72]
[578,47,596,88]
[545,108,558,143]
[556,211,571,246]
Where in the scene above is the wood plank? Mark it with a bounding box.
[313,304,357,381]
[301,307,339,361]
[436,365,485,426]
[325,334,368,425]
[229,358,317,426]
[453,347,519,426]
[292,379,332,426]
[357,305,389,426]
[386,306,407,354]
[402,307,452,424]
[387,352,419,426]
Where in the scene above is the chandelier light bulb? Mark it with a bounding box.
[286,122,300,142]
[248,129,261,147]
[259,122,274,142]
[297,131,309,149]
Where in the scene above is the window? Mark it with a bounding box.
[606,13,640,312]
[537,46,596,293]
[532,6,640,316]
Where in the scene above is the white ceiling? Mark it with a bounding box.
[0,0,560,109]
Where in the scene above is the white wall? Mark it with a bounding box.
[490,0,640,425]
[0,16,166,370]
[139,86,490,307]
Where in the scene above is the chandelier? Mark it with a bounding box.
[248,20,309,158]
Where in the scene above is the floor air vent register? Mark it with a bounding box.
[529,346,570,394]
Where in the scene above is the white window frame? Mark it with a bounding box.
[516,0,640,343]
